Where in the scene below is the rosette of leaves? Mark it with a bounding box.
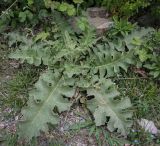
[8,25,152,140]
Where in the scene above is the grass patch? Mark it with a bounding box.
[1,133,65,146]
[117,74,160,121]
[0,38,43,110]
[115,72,160,145]
[1,65,41,110]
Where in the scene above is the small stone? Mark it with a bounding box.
[15,116,19,121]
[5,75,11,79]
[88,17,113,35]
[60,127,64,132]
[4,108,12,113]
[9,62,20,69]
[88,137,94,144]
[137,118,158,134]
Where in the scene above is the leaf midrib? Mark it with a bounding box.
[76,51,132,70]
[29,77,62,125]
[96,92,124,128]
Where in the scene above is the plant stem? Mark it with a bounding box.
[0,0,18,18]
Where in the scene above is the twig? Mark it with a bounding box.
[0,0,18,18]
[0,92,8,98]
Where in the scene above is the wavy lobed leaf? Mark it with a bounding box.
[18,70,75,140]
[87,80,133,136]
[87,44,134,77]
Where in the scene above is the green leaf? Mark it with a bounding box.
[124,27,154,49]
[87,44,134,77]
[35,31,50,41]
[44,0,52,8]
[19,12,27,22]
[58,2,68,12]
[26,10,33,20]
[8,33,53,66]
[136,49,150,62]
[27,0,34,5]
[131,37,142,46]
[52,30,96,65]
[9,43,43,66]
[18,70,75,140]
[144,56,160,78]
[19,10,33,22]
[38,9,48,19]
[87,80,133,136]
[77,17,89,31]
[67,5,76,16]
[152,71,160,78]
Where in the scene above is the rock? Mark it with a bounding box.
[9,61,21,69]
[87,7,108,18]
[70,7,112,36]
[88,17,113,35]
[87,7,112,35]
[137,118,158,135]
